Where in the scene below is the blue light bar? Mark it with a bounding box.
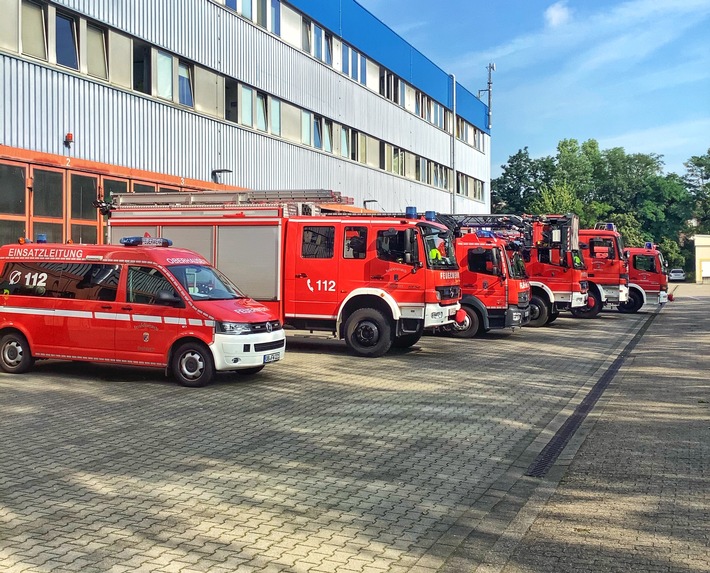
[120,236,173,247]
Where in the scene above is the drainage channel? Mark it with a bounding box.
[525,311,659,478]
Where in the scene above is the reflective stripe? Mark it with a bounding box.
[93,312,131,321]
[164,316,187,325]
[56,309,93,319]
[132,314,162,323]
[188,319,203,326]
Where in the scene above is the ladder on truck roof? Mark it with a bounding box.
[108,189,341,207]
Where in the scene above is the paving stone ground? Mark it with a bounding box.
[1,286,706,573]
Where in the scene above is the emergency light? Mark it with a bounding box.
[120,236,173,247]
[645,242,653,249]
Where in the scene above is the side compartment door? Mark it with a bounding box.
[285,222,339,319]
[114,265,183,366]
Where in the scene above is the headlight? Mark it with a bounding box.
[216,322,252,335]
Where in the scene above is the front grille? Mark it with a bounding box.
[436,285,461,300]
[251,320,283,334]
[254,339,285,352]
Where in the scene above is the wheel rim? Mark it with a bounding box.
[587,295,597,310]
[179,350,205,381]
[2,341,23,368]
[354,320,380,347]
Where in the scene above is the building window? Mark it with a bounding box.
[359,54,367,85]
[301,111,312,145]
[324,33,333,65]
[313,116,322,149]
[242,0,253,20]
[240,85,253,126]
[226,0,236,10]
[256,92,267,131]
[86,25,107,79]
[270,0,281,34]
[270,98,281,135]
[342,44,349,75]
[156,50,173,100]
[302,19,311,53]
[323,119,333,153]
[340,126,350,158]
[178,62,193,107]
[313,25,322,60]
[55,12,78,69]
[225,79,238,123]
[133,40,151,94]
[256,0,267,27]
[22,1,47,60]
[0,163,26,216]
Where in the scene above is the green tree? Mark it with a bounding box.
[528,181,583,217]
[657,237,684,269]
[684,149,710,234]
[491,148,555,213]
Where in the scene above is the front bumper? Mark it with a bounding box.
[423,302,461,328]
[602,284,629,304]
[506,304,530,327]
[211,330,286,371]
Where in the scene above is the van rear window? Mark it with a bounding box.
[0,262,120,301]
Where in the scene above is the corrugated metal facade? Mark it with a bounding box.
[3,0,491,213]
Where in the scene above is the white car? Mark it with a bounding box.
[668,268,686,281]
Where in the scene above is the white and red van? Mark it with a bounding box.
[0,237,285,386]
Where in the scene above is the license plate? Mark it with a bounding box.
[263,352,281,364]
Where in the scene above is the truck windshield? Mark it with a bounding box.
[168,264,246,301]
[571,249,585,270]
[616,236,626,259]
[419,224,458,269]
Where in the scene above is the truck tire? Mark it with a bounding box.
[0,332,35,374]
[448,305,481,338]
[618,290,643,314]
[344,308,392,357]
[571,289,602,319]
[392,322,424,349]
[171,341,215,387]
[528,295,549,327]
[546,310,560,324]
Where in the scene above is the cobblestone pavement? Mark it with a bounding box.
[483,283,710,573]
[0,295,689,573]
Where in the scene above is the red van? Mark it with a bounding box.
[0,237,285,386]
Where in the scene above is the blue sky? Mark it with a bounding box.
[357,0,710,178]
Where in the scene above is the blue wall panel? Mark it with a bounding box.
[286,0,488,132]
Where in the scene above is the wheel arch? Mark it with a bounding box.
[166,335,212,375]
[336,290,398,339]
[460,295,489,330]
[627,283,647,306]
[529,283,554,305]
[0,324,34,351]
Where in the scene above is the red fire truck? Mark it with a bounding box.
[620,243,670,313]
[103,193,462,357]
[574,224,630,317]
[431,215,530,337]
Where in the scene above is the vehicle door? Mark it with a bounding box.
[631,254,654,292]
[285,222,340,319]
[587,237,615,279]
[51,262,121,360]
[466,247,506,308]
[369,225,423,306]
[114,265,184,365]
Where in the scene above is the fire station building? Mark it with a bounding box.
[0,0,491,246]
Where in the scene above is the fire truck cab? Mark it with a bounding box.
[575,224,630,317]
[105,194,461,358]
[0,237,285,386]
[620,244,669,313]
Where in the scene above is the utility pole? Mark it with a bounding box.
[478,63,496,130]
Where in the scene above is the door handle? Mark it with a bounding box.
[121,306,133,311]
[295,273,307,278]
[100,304,112,310]
[371,275,384,280]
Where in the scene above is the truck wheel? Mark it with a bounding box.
[448,305,481,338]
[0,332,35,374]
[618,290,643,314]
[171,341,215,387]
[344,308,392,357]
[238,365,265,375]
[392,323,424,349]
[546,310,560,324]
[528,295,549,327]
[571,289,602,319]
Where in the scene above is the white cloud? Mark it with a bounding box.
[545,1,571,28]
